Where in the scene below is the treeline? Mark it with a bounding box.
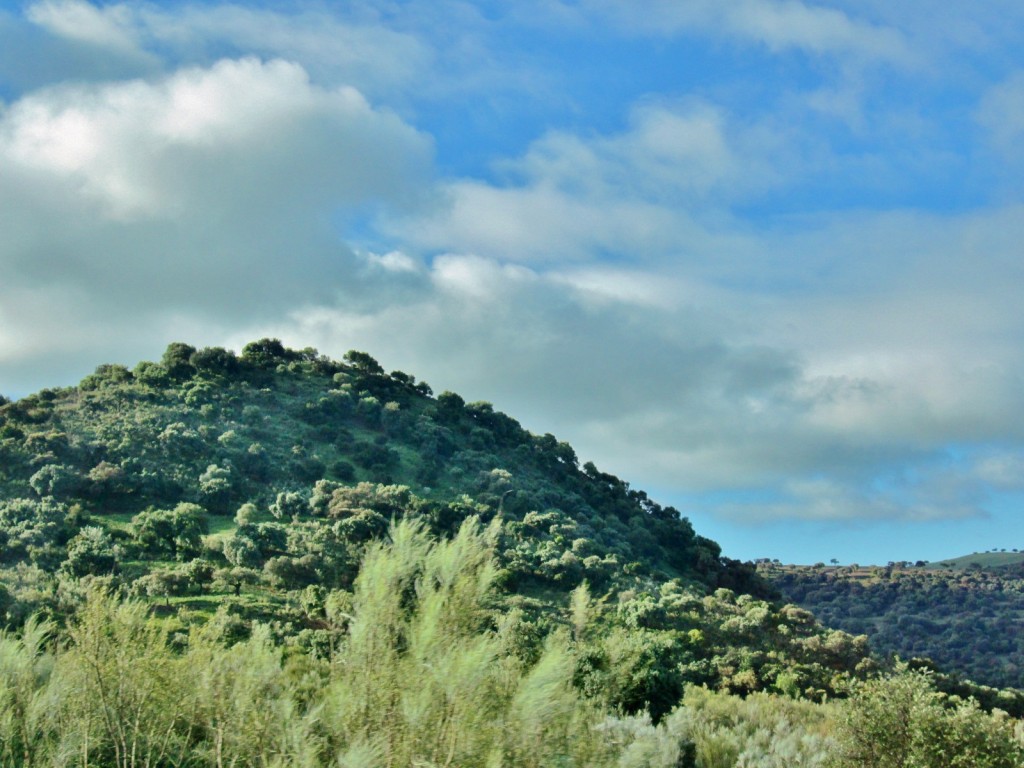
[766,563,1024,693]
[2,519,1021,768]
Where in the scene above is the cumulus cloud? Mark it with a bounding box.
[388,101,775,263]
[0,56,432,389]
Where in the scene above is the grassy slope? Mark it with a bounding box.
[929,551,1024,571]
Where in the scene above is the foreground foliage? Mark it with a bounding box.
[0,520,1020,766]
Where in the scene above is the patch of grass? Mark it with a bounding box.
[930,551,1024,571]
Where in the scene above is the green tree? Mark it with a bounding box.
[198,464,234,513]
[343,350,384,375]
[29,464,81,499]
[830,666,1024,768]
[190,346,240,377]
[160,342,196,380]
[62,526,118,577]
[130,503,207,559]
[241,337,297,369]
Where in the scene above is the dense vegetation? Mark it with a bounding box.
[1,519,1021,767]
[765,562,1024,694]
[0,340,1022,765]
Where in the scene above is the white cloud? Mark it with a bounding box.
[727,0,910,62]
[972,453,1024,491]
[2,57,431,218]
[431,253,538,300]
[389,101,769,263]
[718,475,984,523]
[515,103,741,198]
[136,3,433,99]
[364,250,422,274]
[547,267,687,310]
[0,56,432,389]
[27,0,145,58]
[578,0,914,66]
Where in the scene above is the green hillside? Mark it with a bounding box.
[764,561,1024,692]
[1,340,1022,766]
[929,551,1024,571]
[0,339,758,596]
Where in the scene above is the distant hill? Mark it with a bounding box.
[928,551,1024,571]
[763,561,1024,692]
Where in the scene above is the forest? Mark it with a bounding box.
[765,561,1024,692]
[0,339,1022,766]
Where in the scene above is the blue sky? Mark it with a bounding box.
[2,0,1024,564]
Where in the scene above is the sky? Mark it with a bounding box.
[2,0,1024,565]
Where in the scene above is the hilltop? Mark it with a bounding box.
[0,339,755,593]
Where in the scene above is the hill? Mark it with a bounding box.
[929,551,1024,571]
[763,561,1024,691]
[0,339,755,594]
[0,339,883,712]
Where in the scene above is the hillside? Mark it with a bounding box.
[0,339,754,593]
[929,551,1024,571]
[764,561,1024,692]
[0,340,882,712]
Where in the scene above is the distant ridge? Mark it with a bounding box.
[928,551,1024,571]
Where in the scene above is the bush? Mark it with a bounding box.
[830,666,1024,768]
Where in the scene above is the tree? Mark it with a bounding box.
[130,503,207,559]
[270,490,307,520]
[831,666,1024,768]
[0,497,69,564]
[29,464,81,499]
[189,346,239,377]
[343,350,384,375]
[160,342,196,379]
[436,390,465,419]
[240,337,296,368]
[198,464,234,513]
[63,526,118,577]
